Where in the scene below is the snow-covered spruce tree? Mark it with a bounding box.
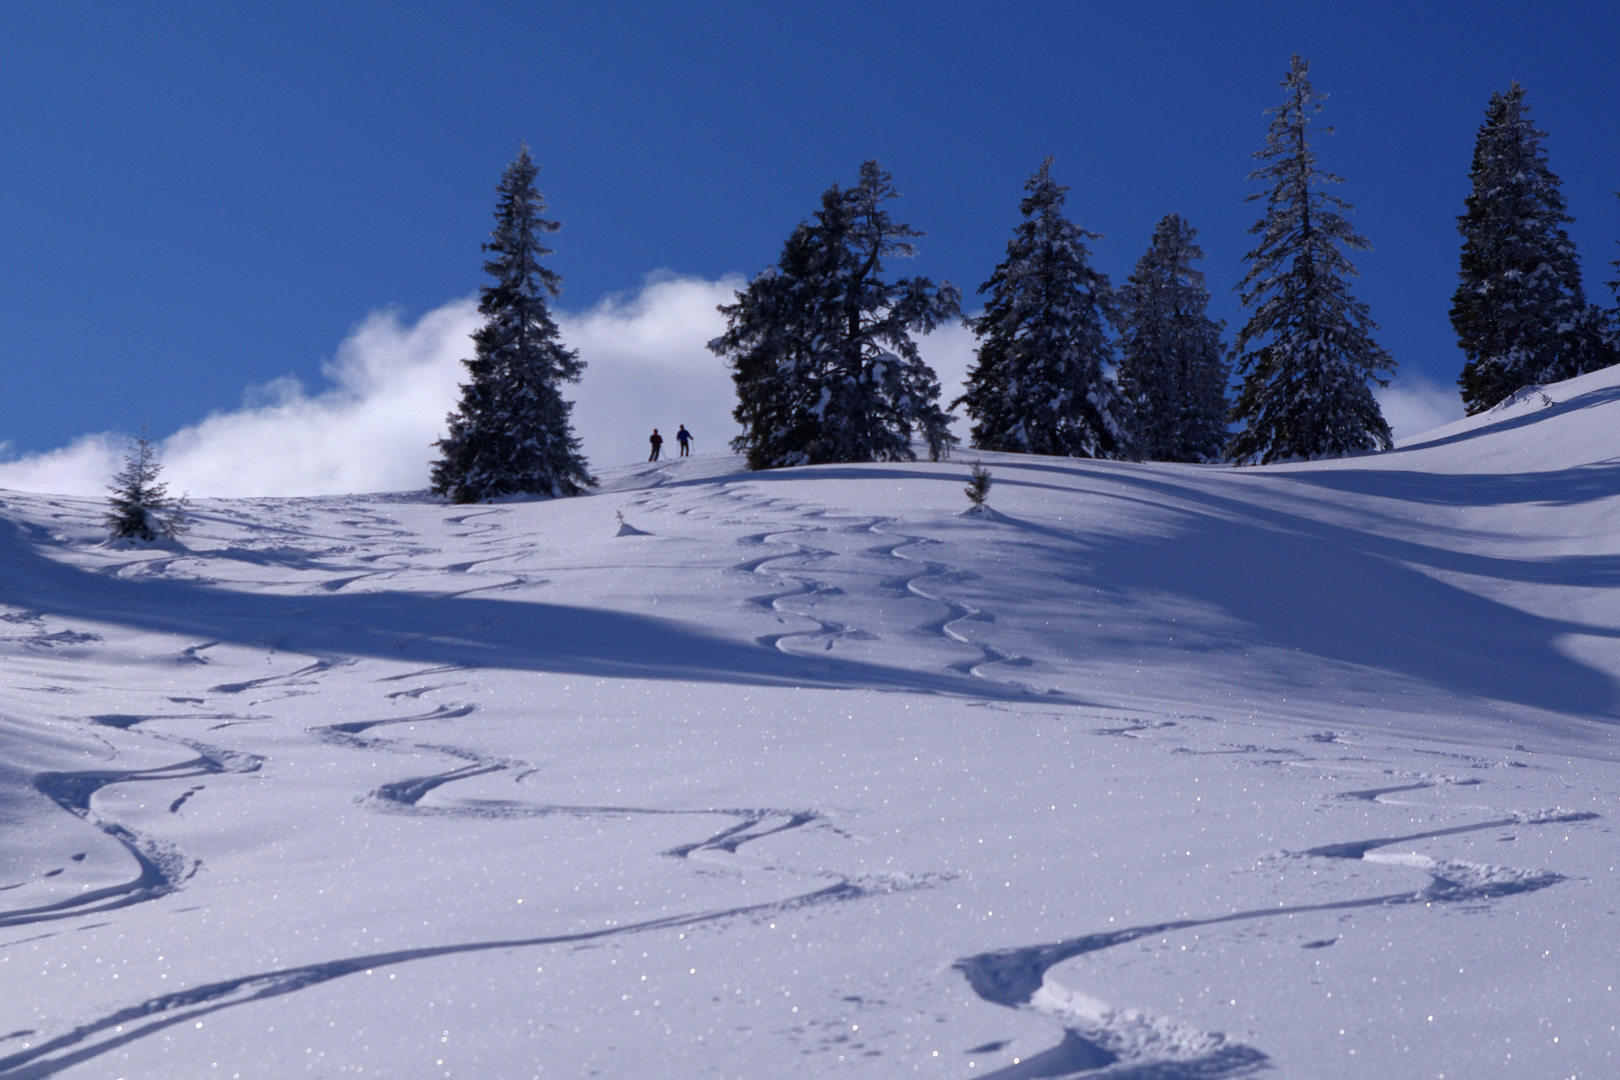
[106,427,188,541]
[1115,213,1230,462]
[431,146,594,503]
[1229,55,1394,464]
[1452,83,1611,414]
[1612,193,1620,302]
[963,461,992,511]
[955,157,1128,458]
[1605,193,1620,354]
[710,161,959,471]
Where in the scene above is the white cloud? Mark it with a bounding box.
[0,433,125,498]
[1375,374,1465,446]
[161,299,480,497]
[0,277,739,498]
[0,300,479,498]
[0,274,989,498]
[0,275,1470,499]
[916,318,980,445]
[562,273,743,469]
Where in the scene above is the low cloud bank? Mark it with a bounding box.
[1375,375,1465,445]
[0,299,477,498]
[0,273,982,499]
[0,271,1462,499]
[566,274,744,472]
[0,276,748,498]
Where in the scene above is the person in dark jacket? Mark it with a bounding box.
[648,429,664,461]
[676,425,692,456]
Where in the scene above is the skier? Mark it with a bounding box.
[648,429,664,461]
[676,425,692,456]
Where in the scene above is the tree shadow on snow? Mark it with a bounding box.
[1272,458,1620,509]
[0,517,1065,704]
[1391,381,1620,455]
[973,465,1620,721]
[639,447,1620,719]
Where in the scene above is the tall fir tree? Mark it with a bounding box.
[710,161,958,470]
[1115,213,1230,462]
[1612,193,1620,299]
[431,146,594,503]
[1452,83,1610,413]
[1229,55,1394,464]
[1606,192,1620,352]
[956,158,1128,458]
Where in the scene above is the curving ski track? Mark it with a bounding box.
[955,794,1599,1078]
[732,514,1040,689]
[3,475,1615,1076]
[1,673,906,1078]
[0,884,864,1080]
[5,728,263,930]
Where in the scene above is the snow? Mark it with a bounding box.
[4,367,1620,1079]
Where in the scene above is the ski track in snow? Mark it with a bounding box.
[730,508,1041,692]
[4,720,263,931]
[594,488,1610,1077]
[954,766,1598,1079]
[0,656,929,1080]
[0,487,1016,1074]
[0,883,866,1080]
[875,528,1040,683]
[2,453,1616,1077]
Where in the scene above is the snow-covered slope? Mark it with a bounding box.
[3,369,1618,1079]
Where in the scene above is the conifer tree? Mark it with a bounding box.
[1116,214,1230,462]
[1612,193,1620,300]
[710,161,958,470]
[963,461,992,512]
[956,158,1127,458]
[1452,83,1610,413]
[1606,193,1620,352]
[431,146,594,502]
[105,426,188,541]
[1229,55,1394,463]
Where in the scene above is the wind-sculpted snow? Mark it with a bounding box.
[4,374,1620,1078]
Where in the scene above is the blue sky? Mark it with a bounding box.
[1,2,1616,487]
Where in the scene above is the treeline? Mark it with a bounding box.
[430,55,1620,503]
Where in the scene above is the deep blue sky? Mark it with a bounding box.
[2,1,1616,456]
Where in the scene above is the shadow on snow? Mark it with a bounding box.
[0,516,1063,704]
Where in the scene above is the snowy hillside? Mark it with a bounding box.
[3,368,1619,1079]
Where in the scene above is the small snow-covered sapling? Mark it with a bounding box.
[965,462,993,510]
[105,426,189,541]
